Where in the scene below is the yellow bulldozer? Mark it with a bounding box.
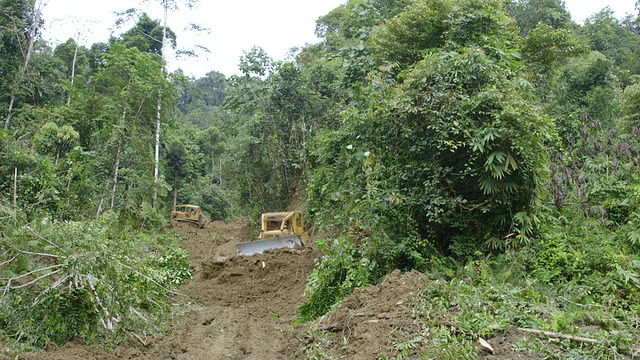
[236,211,308,256]
[170,204,207,228]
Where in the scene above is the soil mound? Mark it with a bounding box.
[295,269,429,359]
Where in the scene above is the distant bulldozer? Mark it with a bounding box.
[171,204,207,228]
[236,211,308,256]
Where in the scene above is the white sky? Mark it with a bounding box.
[41,0,638,78]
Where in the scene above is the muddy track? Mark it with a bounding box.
[18,218,317,360]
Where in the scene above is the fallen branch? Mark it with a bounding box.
[116,260,201,306]
[3,268,62,299]
[3,264,65,299]
[8,240,63,258]
[0,256,17,267]
[32,274,72,305]
[517,327,639,354]
[131,332,149,347]
[25,226,68,254]
[87,274,115,331]
[517,327,602,345]
[2,264,62,282]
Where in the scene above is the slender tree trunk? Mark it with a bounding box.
[13,168,18,208]
[110,106,127,210]
[5,98,15,130]
[154,94,162,203]
[13,167,18,225]
[96,198,104,219]
[67,37,79,106]
[211,146,215,184]
[66,170,72,209]
[154,2,169,202]
[110,144,122,210]
[173,170,178,207]
[5,0,43,130]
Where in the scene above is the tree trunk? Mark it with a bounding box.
[13,168,17,208]
[173,170,178,207]
[96,198,104,219]
[5,98,15,130]
[67,37,79,106]
[66,169,72,209]
[110,144,122,210]
[153,1,169,202]
[211,146,215,184]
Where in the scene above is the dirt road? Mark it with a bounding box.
[19,218,316,359]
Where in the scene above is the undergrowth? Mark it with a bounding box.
[413,253,640,359]
[0,211,192,354]
[299,245,640,359]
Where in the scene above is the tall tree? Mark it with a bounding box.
[166,140,190,206]
[1,0,45,129]
[54,37,90,105]
[505,0,572,35]
[151,0,199,202]
[117,13,176,55]
[88,44,170,216]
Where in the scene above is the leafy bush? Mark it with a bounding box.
[0,214,191,348]
[532,216,640,308]
[118,201,167,231]
[191,181,230,221]
[297,235,374,323]
[149,245,192,286]
[411,254,640,359]
[302,0,553,322]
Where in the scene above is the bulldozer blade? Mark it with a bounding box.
[236,236,303,256]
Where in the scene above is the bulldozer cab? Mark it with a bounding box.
[259,211,308,242]
[171,204,206,228]
[236,211,308,256]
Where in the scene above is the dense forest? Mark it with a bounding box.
[2,0,640,357]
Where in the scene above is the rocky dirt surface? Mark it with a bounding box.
[11,217,538,359]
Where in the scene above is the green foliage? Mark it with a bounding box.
[0,214,191,347]
[621,76,640,126]
[371,0,451,67]
[296,236,374,323]
[118,202,167,231]
[34,122,80,162]
[311,0,552,259]
[533,218,639,303]
[149,243,192,285]
[404,249,639,358]
[114,12,177,55]
[223,57,331,213]
[580,8,640,83]
[522,23,588,68]
[190,182,229,221]
[505,0,572,35]
[300,0,556,322]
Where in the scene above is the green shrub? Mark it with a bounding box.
[0,215,191,348]
[297,235,374,323]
